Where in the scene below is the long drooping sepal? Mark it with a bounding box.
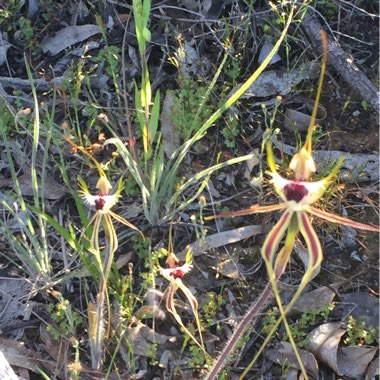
[240,216,303,379]
[204,203,286,220]
[102,214,118,279]
[109,210,145,238]
[261,210,293,268]
[164,281,207,354]
[91,214,102,254]
[297,211,323,273]
[307,206,380,232]
[273,215,299,278]
[177,279,205,350]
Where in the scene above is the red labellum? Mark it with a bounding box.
[95,197,106,210]
[169,266,186,279]
[284,183,308,203]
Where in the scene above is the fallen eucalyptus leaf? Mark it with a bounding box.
[125,321,179,358]
[237,61,318,98]
[258,42,281,65]
[0,351,19,380]
[365,356,380,380]
[161,91,181,158]
[339,292,379,337]
[337,345,377,378]
[213,258,244,279]
[0,337,42,373]
[0,172,68,200]
[0,278,34,340]
[289,285,336,317]
[306,322,346,375]
[40,25,101,55]
[177,224,269,260]
[265,341,319,379]
[284,98,327,132]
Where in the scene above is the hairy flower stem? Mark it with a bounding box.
[205,283,273,380]
[90,216,115,370]
[205,226,298,380]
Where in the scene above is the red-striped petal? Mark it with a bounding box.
[262,210,292,264]
[297,211,323,270]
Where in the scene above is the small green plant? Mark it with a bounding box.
[361,99,369,111]
[17,17,34,47]
[188,344,208,368]
[221,112,240,148]
[263,304,334,348]
[170,77,216,140]
[106,0,282,225]
[47,291,84,340]
[202,292,225,325]
[344,315,377,346]
[146,343,159,365]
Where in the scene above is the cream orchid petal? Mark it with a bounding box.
[289,147,316,181]
[82,194,98,207]
[96,176,112,194]
[270,172,331,207]
[100,195,120,211]
[159,263,193,282]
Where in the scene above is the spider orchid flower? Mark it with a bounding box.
[159,251,206,353]
[78,175,143,255]
[204,31,379,380]
[206,31,379,282]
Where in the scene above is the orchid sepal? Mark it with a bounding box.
[297,211,323,272]
[204,203,286,220]
[307,206,380,232]
[262,210,293,264]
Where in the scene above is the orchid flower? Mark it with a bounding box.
[206,31,380,379]
[78,175,143,257]
[159,250,206,354]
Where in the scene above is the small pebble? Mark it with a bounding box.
[352,110,360,117]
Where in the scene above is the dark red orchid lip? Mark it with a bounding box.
[283,182,308,203]
[95,197,106,210]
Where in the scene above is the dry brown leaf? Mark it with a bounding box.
[0,351,20,380]
[0,172,68,200]
[0,337,44,373]
[289,286,336,317]
[161,91,181,158]
[40,25,101,55]
[337,346,378,378]
[365,356,380,380]
[265,341,319,379]
[306,322,346,375]
[177,224,269,260]
[125,321,179,358]
[0,278,34,340]
[339,292,379,337]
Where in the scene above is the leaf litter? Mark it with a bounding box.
[0,1,378,379]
